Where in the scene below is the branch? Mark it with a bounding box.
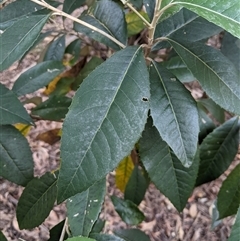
[29,0,126,49]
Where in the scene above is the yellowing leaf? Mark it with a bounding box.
[14,123,31,136]
[36,128,61,145]
[115,155,134,192]
[43,75,61,95]
[126,11,149,36]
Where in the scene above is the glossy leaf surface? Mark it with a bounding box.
[0,84,33,125]
[149,62,199,167]
[58,46,150,203]
[67,179,106,237]
[0,14,49,71]
[139,117,199,211]
[168,39,240,115]
[17,172,58,229]
[12,61,65,96]
[196,117,239,186]
[0,125,33,186]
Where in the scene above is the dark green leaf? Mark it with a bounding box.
[172,0,240,38]
[12,61,65,96]
[129,0,142,9]
[17,172,58,229]
[228,206,240,241]
[139,116,199,212]
[143,0,155,21]
[196,117,239,186]
[90,234,124,241]
[74,0,127,50]
[63,0,86,14]
[160,56,195,83]
[57,46,150,203]
[67,179,106,237]
[114,229,151,241]
[66,238,96,241]
[90,218,105,234]
[0,231,7,241]
[65,39,81,62]
[158,0,182,22]
[0,125,33,186]
[48,220,68,241]
[221,32,240,71]
[0,84,33,125]
[168,39,240,115]
[72,57,104,90]
[199,98,225,123]
[217,164,240,219]
[149,62,199,167]
[124,166,148,205]
[0,14,50,71]
[32,95,72,121]
[153,8,221,51]
[111,196,144,225]
[44,35,66,61]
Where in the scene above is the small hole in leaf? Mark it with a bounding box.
[142,97,149,102]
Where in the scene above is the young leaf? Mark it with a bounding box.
[32,95,72,121]
[149,62,199,167]
[168,39,240,115]
[57,46,150,203]
[173,0,240,38]
[111,196,145,225]
[115,155,134,192]
[139,117,199,212]
[90,234,124,241]
[0,231,7,241]
[48,220,68,241]
[0,125,33,186]
[0,14,50,71]
[114,229,151,241]
[143,0,155,21]
[12,61,65,96]
[0,84,33,125]
[67,179,106,237]
[74,0,127,50]
[43,35,66,61]
[217,164,240,219]
[228,206,240,241]
[16,172,58,229]
[63,0,86,14]
[196,117,240,186]
[124,166,148,205]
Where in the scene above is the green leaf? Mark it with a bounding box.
[143,0,155,21]
[228,206,240,241]
[48,220,68,241]
[199,98,225,123]
[139,117,199,211]
[196,117,240,186]
[168,39,240,115]
[90,234,124,241]
[32,95,72,121]
[90,218,105,234]
[111,196,144,225]
[12,61,65,96]
[0,84,33,125]
[0,125,34,186]
[221,32,240,71]
[72,57,104,91]
[57,46,150,203]
[124,166,148,205]
[65,39,81,63]
[0,14,50,71]
[211,199,222,229]
[114,229,151,241]
[16,172,58,229]
[160,56,195,83]
[66,238,96,241]
[129,0,143,9]
[74,0,127,50]
[153,8,221,51]
[0,230,7,241]
[67,179,106,237]
[44,35,66,61]
[149,62,199,167]
[217,164,240,219]
[158,0,182,22]
[63,0,86,14]
[172,0,240,38]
